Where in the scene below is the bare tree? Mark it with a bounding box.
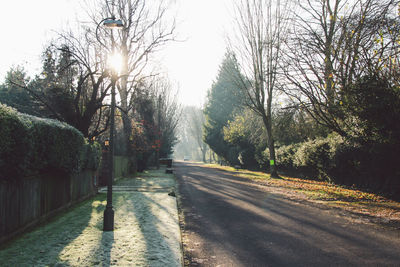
[229,0,292,177]
[83,0,177,172]
[91,0,176,153]
[151,76,181,159]
[53,33,113,138]
[186,106,208,162]
[283,0,400,136]
[174,116,200,161]
[127,75,180,169]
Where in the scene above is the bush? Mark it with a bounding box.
[293,135,343,180]
[329,142,364,185]
[257,148,269,171]
[226,146,241,166]
[275,143,301,172]
[80,140,102,171]
[252,131,399,198]
[0,104,101,179]
[238,146,258,169]
[0,105,33,179]
[265,135,343,180]
[331,142,400,197]
[273,134,399,198]
[27,114,84,174]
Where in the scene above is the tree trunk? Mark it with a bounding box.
[117,42,137,174]
[156,150,160,169]
[119,70,136,174]
[201,143,207,163]
[156,96,161,169]
[261,113,279,178]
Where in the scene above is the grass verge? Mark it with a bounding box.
[0,169,181,266]
[205,164,400,225]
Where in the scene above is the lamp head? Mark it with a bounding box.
[103,18,124,29]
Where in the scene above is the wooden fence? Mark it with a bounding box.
[0,169,97,245]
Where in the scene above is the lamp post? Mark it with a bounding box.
[96,16,124,231]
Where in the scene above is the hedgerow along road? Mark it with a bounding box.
[174,161,400,266]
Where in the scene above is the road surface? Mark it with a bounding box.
[174,161,400,267]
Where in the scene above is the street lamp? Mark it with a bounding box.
[103,18,124,29]
[96,16,124,231]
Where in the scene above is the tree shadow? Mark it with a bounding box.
[176,163,400,266]
[0,194,104,266]
[130,192,181,266]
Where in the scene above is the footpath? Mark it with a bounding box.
[0,168,183,267]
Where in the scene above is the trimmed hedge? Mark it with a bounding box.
[0,105,32,179]
[0,104,101,180]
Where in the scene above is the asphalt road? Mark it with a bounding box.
[174,161,400,267]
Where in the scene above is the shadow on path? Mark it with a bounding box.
[176,162,400,266]
[0,195,103,266]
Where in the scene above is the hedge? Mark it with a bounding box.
[0,104,101,180]
[80,140,102,171]
[292,135,343,181]
[270,134,400,198]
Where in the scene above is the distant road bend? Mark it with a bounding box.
[175,161,400,267]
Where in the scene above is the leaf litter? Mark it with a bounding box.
[206,164,400,228]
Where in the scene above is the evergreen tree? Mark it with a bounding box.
[203,52,244,164]
[0,66,38,115]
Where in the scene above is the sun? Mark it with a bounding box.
[107,52,123,74]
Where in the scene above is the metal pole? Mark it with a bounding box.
[96,16,123,231]
[103,76,115,231]
[103,34,116,232]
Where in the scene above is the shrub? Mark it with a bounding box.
[0,104,101,180]
[80,140,102,171]
[226,146,241,166]
[253,131,399,198]
[293,135,343,180]
[328,142,362,185]
[258,148,269,171]
[275,143,301,172]
[238,146,258,169]
[0,105,33,179]
[26,114,84,174]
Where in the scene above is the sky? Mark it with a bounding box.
[0,0,233,107]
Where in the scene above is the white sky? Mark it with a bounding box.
[0,0,81,80]
[0,0,233,107]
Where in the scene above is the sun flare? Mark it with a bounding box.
[107,52,123,74]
